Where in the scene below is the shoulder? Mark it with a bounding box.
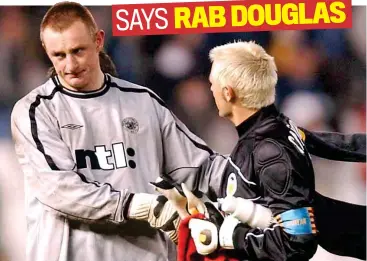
[109,75,164,102]
[11,79,57,122]
[108,75,170,114]
[253,139,286,165]
[254,112,307,156]
[250,113,290,163]
[109,75,148,90]
[254,114,289,141]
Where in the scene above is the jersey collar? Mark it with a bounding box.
[235,104,278,138]
[51,74,111,99]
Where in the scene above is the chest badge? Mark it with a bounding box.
[122,117,139,134]
[226,173,237,197]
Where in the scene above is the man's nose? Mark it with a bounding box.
[65,55,79,72]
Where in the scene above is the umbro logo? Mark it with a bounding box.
[61,124,83,130]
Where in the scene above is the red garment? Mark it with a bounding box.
[177,213,238,261]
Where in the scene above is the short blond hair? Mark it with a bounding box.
[209,41,277,109]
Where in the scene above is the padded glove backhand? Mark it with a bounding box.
[151,178,190,219]
[127,193,179,231]
[218,196,272,229]
[189,218,219,255]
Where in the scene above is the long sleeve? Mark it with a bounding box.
[313,192,366,260]
[300,127,366,162]
[151,96,226,197]
[11,97,130,224]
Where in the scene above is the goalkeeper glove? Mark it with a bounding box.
[218,196,272,229]
[150,178,223,244]
[126,193,180,242]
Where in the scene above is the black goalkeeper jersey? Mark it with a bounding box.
[213,104,317,261]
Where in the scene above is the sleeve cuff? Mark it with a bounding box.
[219,216,241,249]
[232,223,252,250]
[122,193,135,220]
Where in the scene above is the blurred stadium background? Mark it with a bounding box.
[0,5,365,261]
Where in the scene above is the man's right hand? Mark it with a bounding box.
[150,179,225,245]
[127,193,180,238]
[151,179,190,219]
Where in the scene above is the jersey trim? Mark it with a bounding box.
[29,87,60,171]
[110,82,214,156]
[51,74,111,99]
[28,85,120,193]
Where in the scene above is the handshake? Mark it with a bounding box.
[126,178,273,256]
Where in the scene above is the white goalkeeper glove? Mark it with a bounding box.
[152,178,189,219]
[189,215,241,255]
[218,196,272,229]
[190,196,274,254]
[127,193,180,242]
[150,178,222,245]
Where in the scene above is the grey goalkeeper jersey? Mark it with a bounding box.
[10,74,216,261]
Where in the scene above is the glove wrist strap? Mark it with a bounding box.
[219,216,240,249]
[127,193,157,220]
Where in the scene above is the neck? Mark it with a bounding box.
[60,68,105,92]
[227,105,258,126]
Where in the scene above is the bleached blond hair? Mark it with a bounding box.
[209,41,277,109]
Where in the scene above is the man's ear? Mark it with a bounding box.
[41,41,48,53]
[41,42,50,58]
[95,30,105,51]
[222,86,236,102]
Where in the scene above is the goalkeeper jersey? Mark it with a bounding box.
[11,74,213,261]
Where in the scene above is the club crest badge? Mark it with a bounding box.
[122,117,139,134]
[226,173,237,197]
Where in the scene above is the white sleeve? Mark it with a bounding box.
[152,96,226,198]
[11,98,130,224]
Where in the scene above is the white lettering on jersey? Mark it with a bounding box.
[286,120,306,155]
[112,142,128,168]
[95,146,115,170]
[75,142,134,170]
